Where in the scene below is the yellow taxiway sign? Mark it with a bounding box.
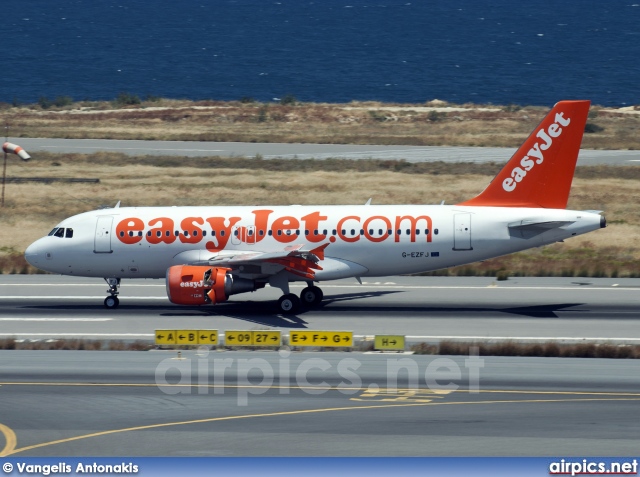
[155,330,176,345]
[197,330,219,345]
[175,330,199,345]
[374,335,405,351]
[155,329,218,345]
[289,331,353,347]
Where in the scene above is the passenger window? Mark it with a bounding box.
[65,228,74,238]
[193,230,198,236]
[388,229,392,235]
[174,231,179,236]
[332,229,337,235]
[259,230,264,236]
[351,229,355,236]
[166,231,171,237]
[278,230,282,236]
[212,230,216,236]
[425,229,429,235]
[296,230,300,236]
[220,231,225,237]
[138,231,142,237]
[248,229,253,236]
[305,230,309,236]
[406,229,411,235]
[323,229,327,235]
[233,230,238,237]
[360,229,364,235]
[268,230,273,236]
[314,230,319,236]
[128,231,134,237]
[397,229,401,235]
[147,231,151,237]
[202,230,207,237]
[434,229,439,235]
[156,231,162,237]
[416,229,420,235]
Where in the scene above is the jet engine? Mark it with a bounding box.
[166,265,260,305]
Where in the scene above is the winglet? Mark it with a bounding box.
[458,100,591,209]
[309,243,329,261]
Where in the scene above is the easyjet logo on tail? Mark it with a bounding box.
[502,112,571,192]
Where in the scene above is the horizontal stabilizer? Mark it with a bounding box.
[508,220,574,239]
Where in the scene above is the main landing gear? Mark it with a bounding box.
[276,282,324,314]
[300,285,323,306]
[104,277,121,309]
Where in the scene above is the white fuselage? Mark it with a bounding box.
[25,205,603,281]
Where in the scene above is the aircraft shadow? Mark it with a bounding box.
[18,300,600,327]
[313,302,587,319]
[161,290,404,328]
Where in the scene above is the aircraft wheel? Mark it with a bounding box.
[300,286,323,307]
[278,294,300,314]
[104,295,120,309]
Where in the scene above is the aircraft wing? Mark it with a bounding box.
[206,243,329,280]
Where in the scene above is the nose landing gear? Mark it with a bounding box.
[104,277,121,309]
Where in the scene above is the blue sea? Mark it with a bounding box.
[1,0,639,107]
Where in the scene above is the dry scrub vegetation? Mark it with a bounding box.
[2,337,639,359]
[1,98,639,149]
[1,151,640,278]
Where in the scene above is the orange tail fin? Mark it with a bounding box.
[458,100,591,209]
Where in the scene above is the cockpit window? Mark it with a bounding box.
[48,228,59,236]
[53,228,65,238]
[65,228,74,238]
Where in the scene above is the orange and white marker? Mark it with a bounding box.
[2,142,31,161]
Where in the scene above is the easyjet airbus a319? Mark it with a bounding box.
[25,100,606,313]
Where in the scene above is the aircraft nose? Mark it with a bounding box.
[25,241,41,266]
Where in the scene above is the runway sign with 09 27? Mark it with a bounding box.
[224,330,281,347]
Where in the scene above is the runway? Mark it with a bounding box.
[15,138,640,165]
[2,276,639,457]
[1,351,639,456]
[1,275,639,342]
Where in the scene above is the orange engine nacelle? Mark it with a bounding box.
[166,265,261,306]
[166,265,230,306]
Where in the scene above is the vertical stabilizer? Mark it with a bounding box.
[458,100,590,209]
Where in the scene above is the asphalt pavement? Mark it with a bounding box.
[14,138,640,164]
[1,351,639,456]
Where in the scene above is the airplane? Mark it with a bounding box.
[24,100,606,314]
